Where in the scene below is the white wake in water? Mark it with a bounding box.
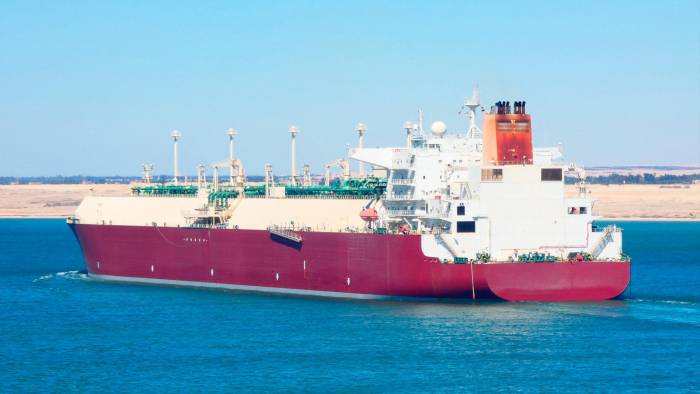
[33,270,89,283]
[629,298,697,306]
[32,274,54,283]
[626,298,700,327]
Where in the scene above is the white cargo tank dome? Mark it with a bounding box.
[431,121,447,137]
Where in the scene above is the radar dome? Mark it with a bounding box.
[431,121,447,137]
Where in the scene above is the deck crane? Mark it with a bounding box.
[324,159,350,186]
[211,159,245,190]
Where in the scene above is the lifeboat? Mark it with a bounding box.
[359,208,379,222]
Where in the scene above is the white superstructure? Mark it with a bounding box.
[348,94,622,262]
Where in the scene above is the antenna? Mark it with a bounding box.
[303,164,311,186]
[418,109,424,134]
[403,121,413,148]
[226,128,238,185]
[289,125,299,185]
[463,85,482,139]
[142,164,154,184]
[431,121,447,138]
[355,122,366,177]
[324,162,332,186]
[196,164,206,187]
[212,166,219,191]
[170,129,182,185]
[264,163,273,197]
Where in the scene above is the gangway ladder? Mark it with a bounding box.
[437,233,476,300]
[590,225,616,259]
[269,227,303,249]
[436,233,461,258]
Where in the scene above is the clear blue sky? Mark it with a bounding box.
[1,1,699,176]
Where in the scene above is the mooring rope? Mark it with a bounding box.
[470,261,476,300]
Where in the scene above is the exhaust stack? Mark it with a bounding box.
[482,101,533,165]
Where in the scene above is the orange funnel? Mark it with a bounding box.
[482,101,533,165]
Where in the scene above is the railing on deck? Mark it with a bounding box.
[390,179,415,185]
[384,209,418,216]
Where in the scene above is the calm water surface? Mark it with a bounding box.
[1,219,698,393]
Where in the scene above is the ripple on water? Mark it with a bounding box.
[626,298,700,326]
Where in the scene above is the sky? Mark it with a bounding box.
[1,0,699,176]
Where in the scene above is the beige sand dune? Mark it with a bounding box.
[584,165,700,177]
[566,184,700,220]
[0,183,698,220]
[0,184,131,218]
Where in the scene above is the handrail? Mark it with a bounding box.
[390,179,415,185]
[385,209,417,216]
[268,227,303,243]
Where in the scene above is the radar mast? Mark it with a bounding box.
[464,86,482,139]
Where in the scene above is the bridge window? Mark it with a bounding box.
[457,205,465,216]
[541,168,562,181]
[569,206,588,215]
[456,221,475,233]
[481,168,503,181]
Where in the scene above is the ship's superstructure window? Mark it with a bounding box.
[541,168,562,181]
[481,168,503,181]
[568,206,588,215]
[457,205,465,216]
[456,221,476,233]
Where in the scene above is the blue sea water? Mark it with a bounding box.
[0,219,698,393]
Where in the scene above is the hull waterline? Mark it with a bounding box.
[70,223,630,302]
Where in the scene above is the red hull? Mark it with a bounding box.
[69,224,630,302]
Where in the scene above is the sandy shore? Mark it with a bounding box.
[566,184,700,220]
[0,183,698,220]
[0,184,130,218]
[584,165,700,177]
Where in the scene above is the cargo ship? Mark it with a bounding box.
[68,89,630,301]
